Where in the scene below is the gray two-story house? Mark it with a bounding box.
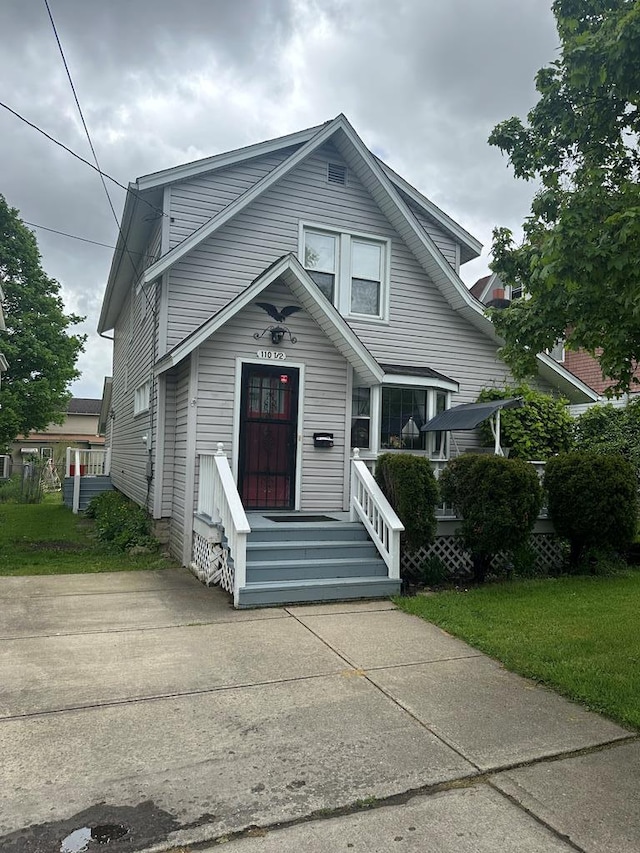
[98,115,596,607]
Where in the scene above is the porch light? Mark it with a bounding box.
[253,324,298,345]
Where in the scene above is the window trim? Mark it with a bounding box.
[350,384,452,460]
[134,380,151,416]
[299,221,391,323]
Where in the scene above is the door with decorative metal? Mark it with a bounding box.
[238,364,299,509]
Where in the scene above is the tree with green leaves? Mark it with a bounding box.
[0,193,86,450]
[488,0,640,395]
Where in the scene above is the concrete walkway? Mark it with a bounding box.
[0,569,638,852]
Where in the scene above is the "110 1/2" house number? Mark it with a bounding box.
[256,350,287,361]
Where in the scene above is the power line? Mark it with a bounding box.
[0,100,167,221]
[23,220,144,253]
[43,0,158,315]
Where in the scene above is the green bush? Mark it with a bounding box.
[476,384,573,460]
[0,474,22,503]
[375,453,439,555]
[440,454,542,583]
[544,452,638,568]
[574,398,640,483]
[86,490,157,551]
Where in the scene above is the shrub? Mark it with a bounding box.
[544,452,638,568]
[476,384,573,460]
[440,454,542,583]
[574,398,640,483]
[375,453,439,555]
[86,490,157,551]
[0,474,22,503]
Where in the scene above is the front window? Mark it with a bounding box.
[302,225,389,321]
[380,388,427,451]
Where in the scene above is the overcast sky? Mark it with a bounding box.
[0,0,559,400]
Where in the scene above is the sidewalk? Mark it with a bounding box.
[0,569,638,852]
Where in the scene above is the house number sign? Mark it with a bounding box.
[256,350,287,361]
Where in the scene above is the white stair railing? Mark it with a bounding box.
[350,449,404,579]
[210,443,251,607]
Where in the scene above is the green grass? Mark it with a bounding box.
[396,573,640,731]
[0,495,177,575]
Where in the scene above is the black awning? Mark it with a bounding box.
[421,397,524,432]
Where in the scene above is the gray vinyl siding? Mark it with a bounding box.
[168,148,299,250]
[164,143,516,413]
[168,358,191,561]
[195,280,348,511]
[108,282,158,509]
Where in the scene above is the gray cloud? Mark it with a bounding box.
[0,0,558,398]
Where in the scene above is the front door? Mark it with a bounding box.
[238,364,299,509]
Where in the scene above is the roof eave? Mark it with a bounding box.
[136,124,325,192]
[535,353,600,404]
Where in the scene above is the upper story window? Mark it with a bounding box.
[301,224,390,322]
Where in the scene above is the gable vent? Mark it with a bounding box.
[327,162,347,185]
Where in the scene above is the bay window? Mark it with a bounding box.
[351,385,451,458]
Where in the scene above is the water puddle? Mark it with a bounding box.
[60,824,128,853]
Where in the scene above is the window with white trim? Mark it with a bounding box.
[351,386,450,458]
[134,380,151,415]
[302,225,389,321]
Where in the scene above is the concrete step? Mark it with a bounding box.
[237,576,401,608]
[245,556,388,583]
[246,539,378,563]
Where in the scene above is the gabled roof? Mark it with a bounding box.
[99,115,483,333]
[375,158,482,264]
[67,398,102,415]
[154,254,385,386]
[100,115,599,404]
[470,272,501,304]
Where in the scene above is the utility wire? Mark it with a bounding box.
[43,0,158,313]
[0,100,166,221]
[23,220,144,253]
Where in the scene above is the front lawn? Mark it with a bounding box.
[396,573,640,731]
[0,496,176,575]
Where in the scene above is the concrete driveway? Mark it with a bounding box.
[0,568,638,853]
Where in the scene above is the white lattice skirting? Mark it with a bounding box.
[191,530,234,594]
[402,533,566,580]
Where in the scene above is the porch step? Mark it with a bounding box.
[247,539,378,563]
[246,521,370,544]
[246,556,388,583]
[237,576,401,608]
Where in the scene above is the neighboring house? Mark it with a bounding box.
[471,274,640,396]
[99,114,596,606]
[10,397,104,472]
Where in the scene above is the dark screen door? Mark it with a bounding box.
[238,364,299,509]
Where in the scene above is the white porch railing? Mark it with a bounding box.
[199,444,251,607]
[350,448,404,579]
[65,448,111,515]
[65,447,110,478]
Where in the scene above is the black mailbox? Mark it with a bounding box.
[313,432,334,448]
